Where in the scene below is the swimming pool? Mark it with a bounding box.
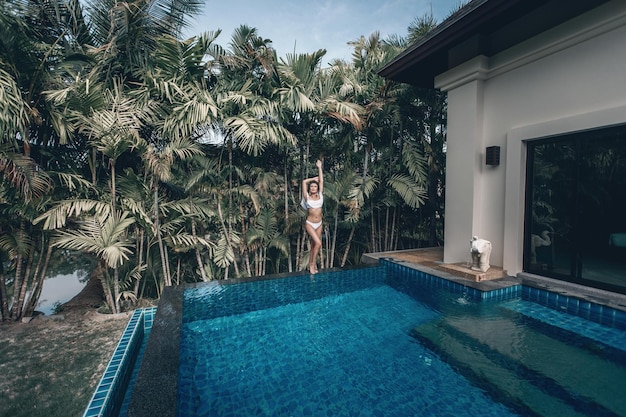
[97,259,626,417]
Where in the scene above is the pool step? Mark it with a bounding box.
[444,313,626,416]
[501,299,626,353]
[412,320,586,417]
[412,315,626,417]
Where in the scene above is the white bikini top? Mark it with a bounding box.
[301,192,323,209]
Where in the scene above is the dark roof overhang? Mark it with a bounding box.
[378,0,610,88]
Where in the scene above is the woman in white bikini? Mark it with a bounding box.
[301,160,324,274]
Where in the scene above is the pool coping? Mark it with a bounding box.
[126,286,183,417]
[364,248,626,313]
[381,256,521,293]
[382,254,626,314]
[519,272,626,313]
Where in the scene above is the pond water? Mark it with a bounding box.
[36,270,89,315]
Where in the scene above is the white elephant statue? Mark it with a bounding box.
[470,236,492,272]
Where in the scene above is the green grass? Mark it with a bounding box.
[0,311,129,417]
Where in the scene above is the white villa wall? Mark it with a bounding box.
[434,0,626,274]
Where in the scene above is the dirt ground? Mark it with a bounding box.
[0,276,133,417]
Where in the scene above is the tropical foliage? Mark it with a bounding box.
[0,0,448,320]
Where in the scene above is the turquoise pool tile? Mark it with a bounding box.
[93,391,108,400]
[85,407,102,416]
[90,398,105,408]
[566,297,579,315]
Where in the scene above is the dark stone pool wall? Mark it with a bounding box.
[127,286,183,417]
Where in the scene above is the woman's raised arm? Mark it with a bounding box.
[316,160,323,192]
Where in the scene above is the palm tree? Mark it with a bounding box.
[140,135,205,285]
[38,0,222,294]
[328,28,439,257]
[200,25,296,277]
[52,211,136,313]
[404,14,447,246]
[275,51,364,270]
[329,32,399,261]
[246,208,289,275]
[0,0,68,320]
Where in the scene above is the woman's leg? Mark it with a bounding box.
[305,222,322,273]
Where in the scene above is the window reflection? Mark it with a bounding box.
[525,126,626,294]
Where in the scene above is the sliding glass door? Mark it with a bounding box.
[524,125,626,294]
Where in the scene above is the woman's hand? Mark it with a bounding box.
[316,159,322,168]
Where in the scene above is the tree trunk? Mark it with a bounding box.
[190,204,209,281]
[390,207,398,251]
[330,208,339,268]
[134,229,145,295]
[10,221,26,319]
[243,247,252,277]
[100,263,117,314]
[90,147,97,184]
[13,247,35,320]
[176,258,181,285]
[340,226,356,268]
[370,200,376,252]
[24,243,53,317]
[154,187,171,286]
[0,271,9,320]
[322,225,329,269]
[164,239,172,284]
[262,247,267,276]
[113,266,121,313]
[284,156,293,273]
[238,208,249,277]
[295,232,302,271]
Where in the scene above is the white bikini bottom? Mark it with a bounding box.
[306,220,322,230]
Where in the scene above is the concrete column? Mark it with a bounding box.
[436,57,487,264]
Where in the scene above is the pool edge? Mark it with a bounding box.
[82,307,157,417]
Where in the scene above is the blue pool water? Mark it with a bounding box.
[179,286,515,417]
[175,265,626,417]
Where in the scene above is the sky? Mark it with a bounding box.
[185,0,463,65]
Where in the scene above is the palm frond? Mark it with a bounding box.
[0,228,33,259]
[387,174,427,209]
[52,211,135,268]
[51,171,95,192]
[167,233,215,250]
[0,146,52,202]
[233,184,261,214]
[0,68,29,142]
[33,199,111,229]
[402,141,428,184]
[213,233,235,268]
[268,235,290,257]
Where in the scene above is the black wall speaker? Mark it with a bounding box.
[486,146,500,166]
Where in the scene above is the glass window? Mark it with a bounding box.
[524,125,626,294]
